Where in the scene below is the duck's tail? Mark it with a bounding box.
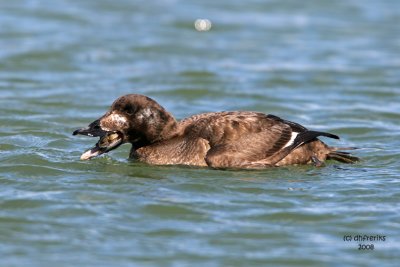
[327,147,359,164]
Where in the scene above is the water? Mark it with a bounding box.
[1,0,399,266]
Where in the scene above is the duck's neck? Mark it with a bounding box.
[154,111,179,142]
[129,110,179,159]
[130,105,179,148]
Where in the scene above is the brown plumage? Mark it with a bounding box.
[73,94,358,169]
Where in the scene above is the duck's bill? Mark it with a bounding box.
[79,132,123,160]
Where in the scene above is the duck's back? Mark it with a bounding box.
[135,111,335,168]
[179,111,298,148]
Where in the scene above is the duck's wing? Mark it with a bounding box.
[184,112,338,168]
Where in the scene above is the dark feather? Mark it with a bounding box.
[292,130,339,149]
[328,151,360,163]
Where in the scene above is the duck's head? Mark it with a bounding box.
[73,94,177,160]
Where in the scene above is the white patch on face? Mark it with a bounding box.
[283,132,299,148]
[137,108,157,125]
[100,112,128,131]
[100,124,112,132]
[110,113,128,126]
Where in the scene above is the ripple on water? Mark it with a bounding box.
[1,0,400,266]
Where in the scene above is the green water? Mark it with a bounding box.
[1,0,399,266]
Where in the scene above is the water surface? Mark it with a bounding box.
[1,0,399,266]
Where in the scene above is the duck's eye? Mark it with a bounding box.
[122,104,135,115]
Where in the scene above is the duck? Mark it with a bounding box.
[73,94,358,169]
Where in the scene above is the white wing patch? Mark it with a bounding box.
[283,132,299,148]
